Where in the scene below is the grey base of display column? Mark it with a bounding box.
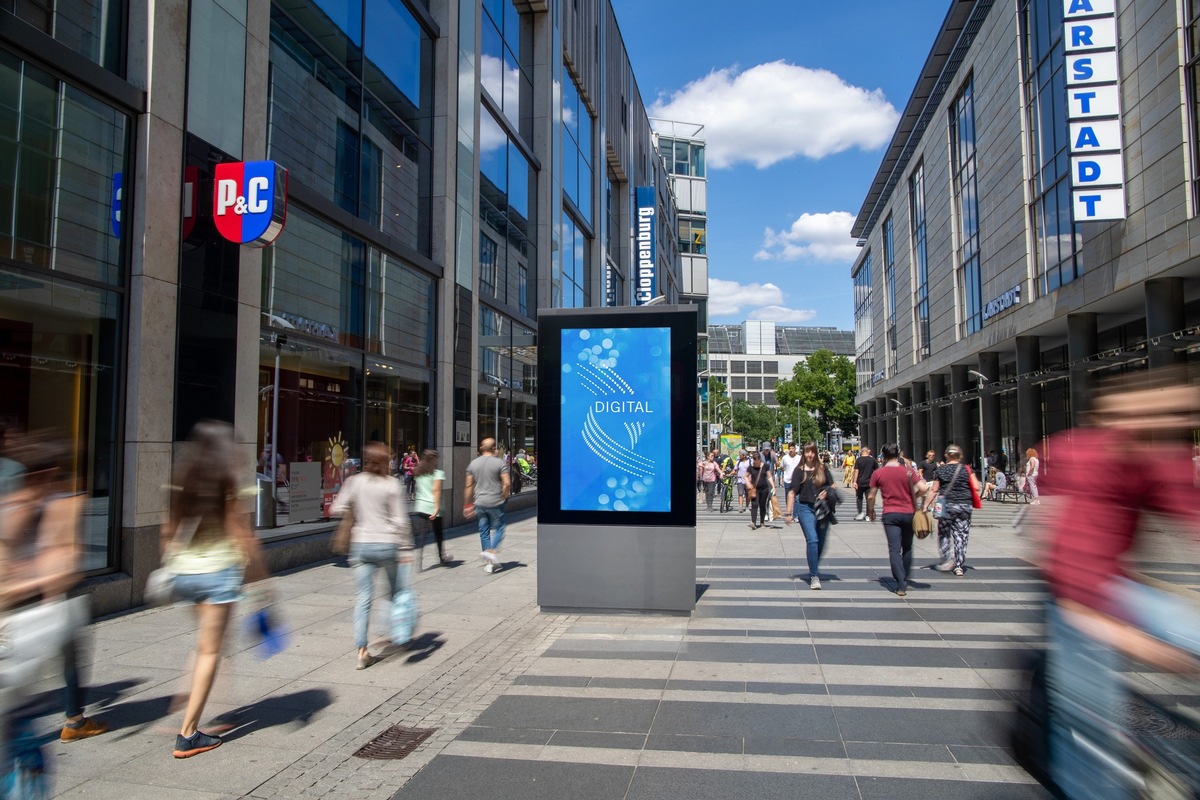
[537,523,696,613]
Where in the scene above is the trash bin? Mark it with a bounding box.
[255,477,275,528]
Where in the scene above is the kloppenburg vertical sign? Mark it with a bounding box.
[213,160,289,246]
[1065,0,1126,221]
[634,186,656,304]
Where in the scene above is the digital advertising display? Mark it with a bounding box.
[560,326,672,512]
[538,306,697,527]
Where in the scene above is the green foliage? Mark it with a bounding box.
[794,412,821,446]
[774,350,858,437]
[730,400,778,446]
[708,378,728,402]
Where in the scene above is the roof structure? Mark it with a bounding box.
[707,324,854,356]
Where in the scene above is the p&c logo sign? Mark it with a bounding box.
[213,160,288,246]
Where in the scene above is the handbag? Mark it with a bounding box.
[0,595,90,689]
[331,507,353,555]
[968,466,983,509]
[144,515,201,606]
[913,509,934,538]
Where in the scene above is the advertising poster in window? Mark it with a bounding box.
[560,327,671,512]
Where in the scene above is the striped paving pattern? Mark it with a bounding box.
[395,500,1056,799]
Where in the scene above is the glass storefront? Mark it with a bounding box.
[0,267,122,570]
[259,206,435,528]
[0,50,129,571]
[478,305,535,457]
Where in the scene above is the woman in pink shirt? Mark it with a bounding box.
[867,443,927,597]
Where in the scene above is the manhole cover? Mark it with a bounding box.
[1119,702,1200,740]
[352,725,437,759]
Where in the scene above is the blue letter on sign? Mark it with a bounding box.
[1072,57,1094,82]
[1077,161,1101,182]
[1071,25,1094,48]
[1079,194,1102,216]
[1068,0,1095,13]
[1074,126,1100,149]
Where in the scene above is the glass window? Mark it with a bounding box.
[479,233,498,297]
[268,6,433,255]
[1021,0,1082,294]
[261,208,367,349]
[0,264,122,570]
[731,376,746,390]
[559,209,589,308]
[364,0,422,110]
[731,360,745,372]
[909,163,930,360]
[764,361,778,373]
[481,0,531,136]
[746,361,762,373]
[561,66,593,223]
[853,252,873,391]
[711,359,727,372]
[187,0,247,157]
[0,53,130,285]
[365,247,433,365]
[950,77,983,335]
[257,337,362,524]
[479,106,536,315]
[678,218,706,254]
[365,361,430,465]
[1,0,124,74]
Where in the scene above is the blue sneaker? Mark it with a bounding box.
[173,730,222,758]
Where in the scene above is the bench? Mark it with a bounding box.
[990,476,1028,504]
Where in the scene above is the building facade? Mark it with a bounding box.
[0,0,684,612]
[853,0,1200,468]
[709,321,855,406]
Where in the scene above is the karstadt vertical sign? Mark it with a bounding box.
[1064,0,1126,221]
[634,186,656,304]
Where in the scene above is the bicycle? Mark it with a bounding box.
[719,476,734,513]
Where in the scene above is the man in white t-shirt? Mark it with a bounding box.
[780,445,801,514]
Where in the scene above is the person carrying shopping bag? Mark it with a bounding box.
[331,442,414,670]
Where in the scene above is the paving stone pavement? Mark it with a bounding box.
[21,483,1200,799]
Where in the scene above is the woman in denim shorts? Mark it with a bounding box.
[161,421,268,759]
[331,442,413,670]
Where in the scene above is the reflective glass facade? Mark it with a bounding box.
[909,163,929,360]
[950,77,982,336]
[0,51,128,570]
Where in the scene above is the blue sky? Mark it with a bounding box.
[608,0,950,330]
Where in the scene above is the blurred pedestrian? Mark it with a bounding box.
[412,449,450,566]
[463,438,509,573]
[331,442,413,669]
[866,443,926,597]
[1039,372,1200,798]
[1,431,108,759]
[924,444,978,576]
[160,421,269,758]
[697,451,720,511]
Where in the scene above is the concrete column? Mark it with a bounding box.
[1145,278,1186,369]
[979,351,1000,463]
[857,404,868,449]
[874,399,887,451]
[898,387,913,459]
[884,392,899,448]
[951,365,972,462]
[929,374,947,457]
[1016,335,1043,453]
[911,381,928,458]
[1067,313,1098,425]
[866,400,879,452]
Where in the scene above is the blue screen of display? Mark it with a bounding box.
[560,327,672,512]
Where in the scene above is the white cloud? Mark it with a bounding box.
[649,61,899,169]
[749,305,818,324]
[708,277,782,317]
[756,210,859,263]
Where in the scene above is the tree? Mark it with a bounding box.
[774,350,858,439]
[730,400,778,447]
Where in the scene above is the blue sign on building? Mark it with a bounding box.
[634,186,656,304]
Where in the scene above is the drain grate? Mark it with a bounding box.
[352,725,437,759]
[1120,702,1200,741]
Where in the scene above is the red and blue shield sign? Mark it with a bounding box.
[213,160,288,246]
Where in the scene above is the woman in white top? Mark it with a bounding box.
[1023,447,1040,504]
[331,442,412,669]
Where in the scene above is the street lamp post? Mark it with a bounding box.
[968,370,989,480]
[888,397,902,447]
